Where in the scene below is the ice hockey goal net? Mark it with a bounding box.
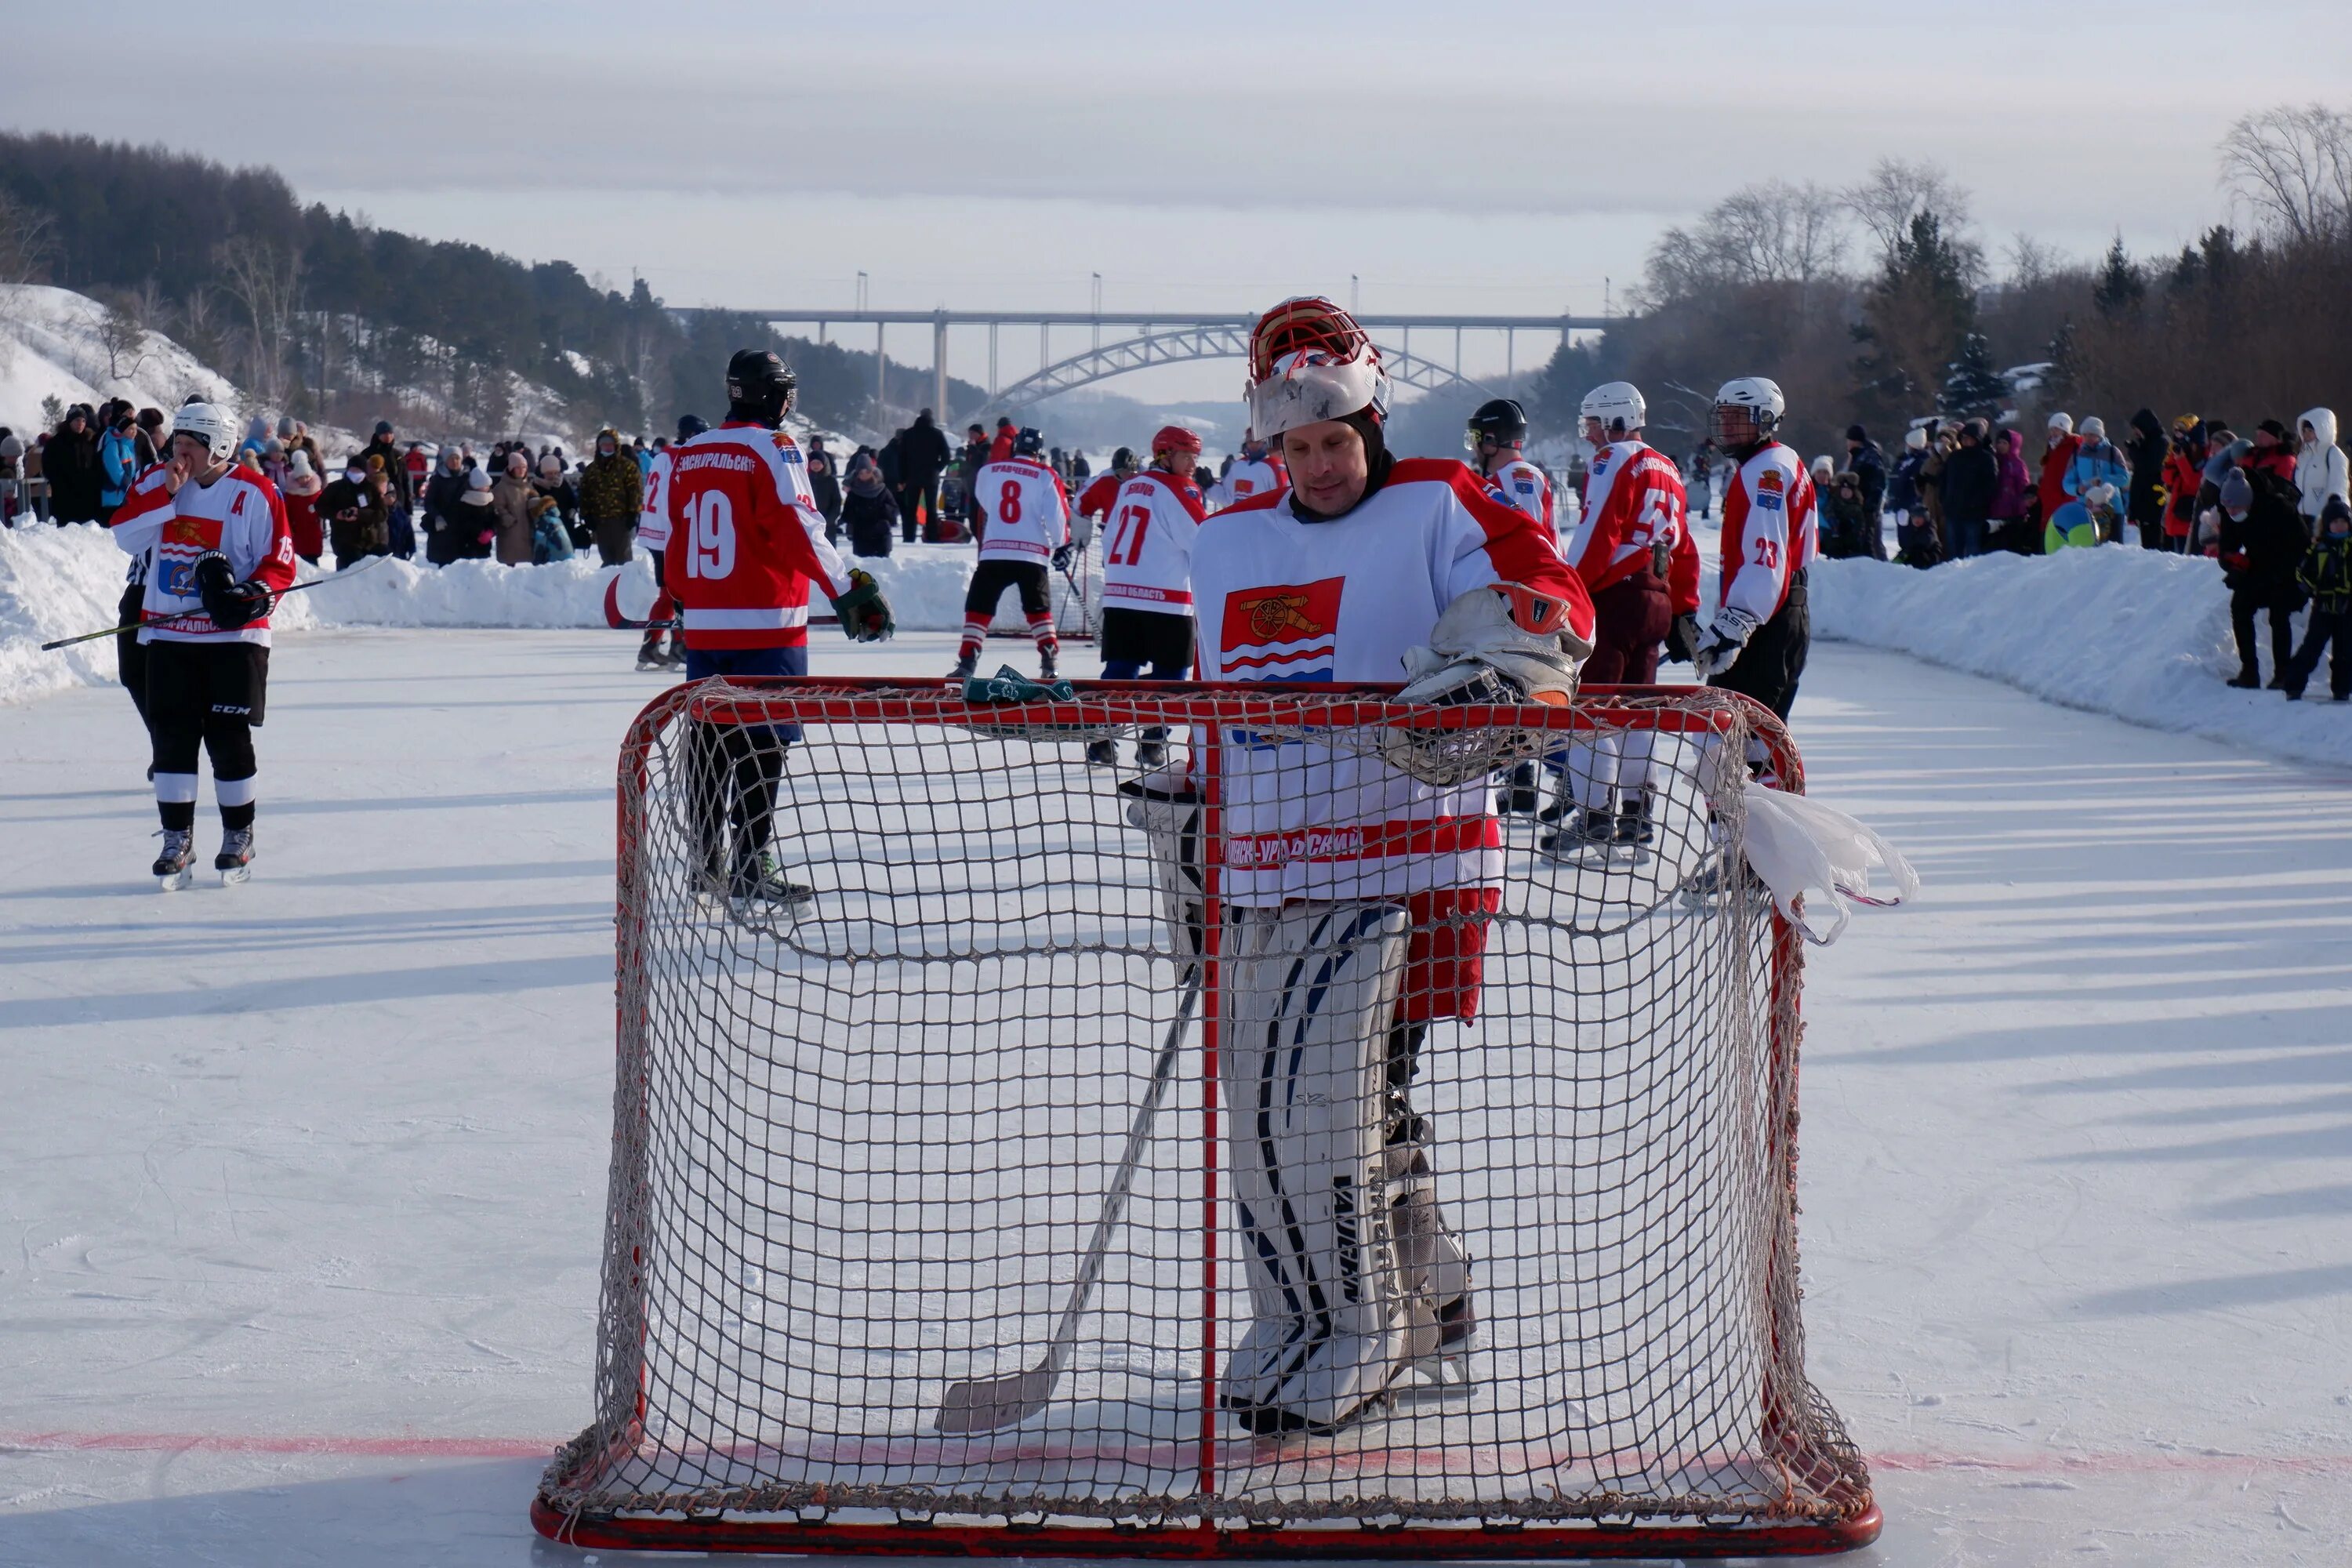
[535,679,1878,1556]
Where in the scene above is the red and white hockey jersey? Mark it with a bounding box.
[1192,459,1593,907]
[635,445,677,547]
[108,463,297,645]
[1718,441,1818,625]
[660,422,854,650]
[1563,440,1699,611]
[1482,456,1555,541]
[1074,470,1126,520]
[973,456,1070,564]
[1100,469,1206,615]
[1210,456,1285,512]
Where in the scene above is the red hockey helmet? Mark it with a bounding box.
[1150,423,1203,459]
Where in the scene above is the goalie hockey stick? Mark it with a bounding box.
[932,963,1203,1435]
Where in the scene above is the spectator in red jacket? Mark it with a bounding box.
[2248,419,2299,488]
[2036,412,2081,534]
[989,416,1018,463]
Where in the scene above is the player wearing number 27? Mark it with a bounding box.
[952,427,1070,681]
[1142,297,1594,1437]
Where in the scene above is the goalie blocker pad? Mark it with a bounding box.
[1219,902,1417,1432]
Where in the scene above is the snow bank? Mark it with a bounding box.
[1811,548,2352,771]
[0,524,1048,704]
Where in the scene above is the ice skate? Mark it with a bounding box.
[214,827,255,885]
[1133,729,1167,768]
[1083,738,1118,768]
[948,649,978,682]
[636,641,667,671]
[1608,791,1657,866]
[726,848,815,918]
[1495,761,1541,815]
[1036,644,1058,682]
[152,828,195,892]
[1538,807,1618,865]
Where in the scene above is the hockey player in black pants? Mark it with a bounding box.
[1692,376,1817,775]
[107,402,297,887]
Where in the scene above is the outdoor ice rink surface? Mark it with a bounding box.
[3,627,2349,1566]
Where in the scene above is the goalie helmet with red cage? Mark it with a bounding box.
[1149,424,1202,465]
[1712,376,1785,448]
[1245,296,1392,439]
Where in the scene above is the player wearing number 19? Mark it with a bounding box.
[950,426,1071,681]
[1085,425,1207,768]
[652,348,894,909]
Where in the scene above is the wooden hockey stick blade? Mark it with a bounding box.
[602,573,678,632]
[931,971,1201,1436]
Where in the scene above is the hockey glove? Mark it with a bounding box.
[1051,543,1076,572]
[1691,607,1759,681]
[191,550,274,630]
[1664,612,1704,666]
[829,568,895,642]
[1387,583,1591,786]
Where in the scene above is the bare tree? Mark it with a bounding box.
[2219,103,2352,242]
[1642,180,1849,304]
[85,292,154,384]
[0,191,56,291]
[1843,158,1973,263]
[216,235,304,405]
[2002,232,2067,290]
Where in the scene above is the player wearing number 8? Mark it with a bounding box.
[951,427,1070,681]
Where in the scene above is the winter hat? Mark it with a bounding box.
[1845,423,1868,444]
[2078,416,2105,440]
[1809,455,1835,482]
[2257,418,2289,441]
[374,419,395,437]
[1904,426,1929,451]
[2323,496,2350,530]
[539,454,562,478]
[2219,468,2253,514]
[506,452,529,477]
[2047,412,2074,434]
[463,470,494,502]
[264,438,284,458]
[289,451,313,477]
[365,452,386,471]
[277,416,296,440]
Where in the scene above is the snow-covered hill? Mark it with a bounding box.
[0,284,239,435]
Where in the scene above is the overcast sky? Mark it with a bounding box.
[10,0,2350,402]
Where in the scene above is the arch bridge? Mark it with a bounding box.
[702,307,1613,428]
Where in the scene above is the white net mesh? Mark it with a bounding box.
[536,681,1873,1556]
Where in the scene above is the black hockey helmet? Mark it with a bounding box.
[1014,426,1046,457]
[676,413,709,441]
[1110,445,1137,474]
[724,349,797,426]
[1466,397,1528,448]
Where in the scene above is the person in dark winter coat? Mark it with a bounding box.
[320,457,390,566]
[1940,422,1999,560]
[840,457,900,557]
[44,405,104,524]
[2216,466,2310,688]
[2125,408,2168,549]
[577,429,643,565]
[1888,427,1936,566]
[894,408,952,542]
[421,448,472,566]
[1843,424,1887,559]
[806,437,844,541]
[2282,496,2352,701]
[359,420,416,557]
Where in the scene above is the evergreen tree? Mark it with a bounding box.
[1942,332,2007,421]
[2042,317,2081,408]
[2092,234,2145,317]
[1855,211,1978,409]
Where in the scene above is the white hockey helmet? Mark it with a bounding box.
[169,401,239,463]
[1244,296,1392,440]
[1712,376,1785,442]
[1580,380,1647,439]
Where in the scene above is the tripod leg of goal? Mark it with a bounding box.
[932,966,1203,1435]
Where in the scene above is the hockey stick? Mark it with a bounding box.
[601,573,678,633]
[39,555,389,652]
[932,964,1203,1436]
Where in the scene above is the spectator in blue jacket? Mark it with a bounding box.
[98,406,141,522]
[2063,416,2133,539]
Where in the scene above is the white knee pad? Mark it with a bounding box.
[1218,902,1414,1432]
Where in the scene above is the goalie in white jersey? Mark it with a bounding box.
[950,426,1069,681]
[1127,296,1595,1435]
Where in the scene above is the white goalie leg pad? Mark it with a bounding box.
[1120,768,1204,956]
[1218,902,1414,1431]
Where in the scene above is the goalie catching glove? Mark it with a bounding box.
[1385,583,1590,786]
[190,550,274,631]
[1690,607,1758,681]
[829,568,895,642]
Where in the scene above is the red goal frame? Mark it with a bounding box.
[534,678,1880,1558]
